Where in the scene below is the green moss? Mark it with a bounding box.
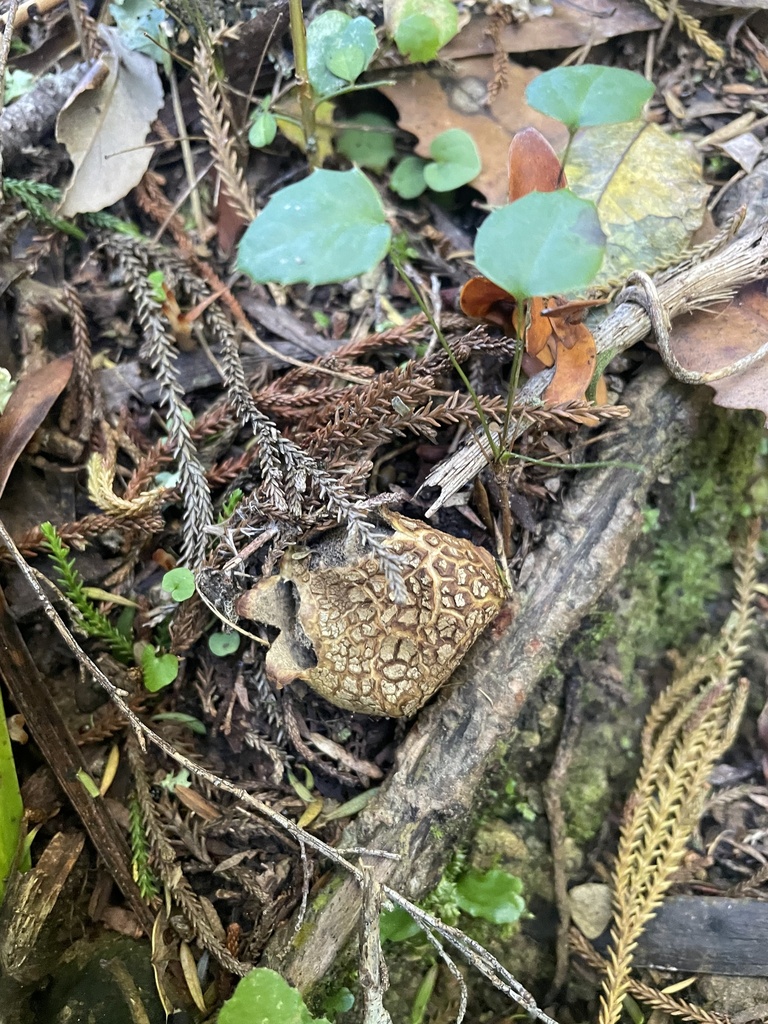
[620,408,766,664]
[561,756,611,845]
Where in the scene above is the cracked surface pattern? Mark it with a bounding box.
[237,512,506,717]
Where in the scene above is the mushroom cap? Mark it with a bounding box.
[236,512,506,717]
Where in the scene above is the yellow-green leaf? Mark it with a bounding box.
[565,121,708,289]
[275,97,336,166]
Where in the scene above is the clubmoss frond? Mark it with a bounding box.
[129,793,159,901]
[191,39,255,224]
[636,0,723,59]
[4,178,85,238]
[105,235,214,566]
[599,527,762,1024]
[40,522,134,662]
[572,929,729,1024]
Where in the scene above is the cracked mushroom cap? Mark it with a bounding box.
[235,512,506,717]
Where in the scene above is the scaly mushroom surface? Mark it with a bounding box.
[235,512,506,717]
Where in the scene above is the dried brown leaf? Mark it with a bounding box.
[0,356,73,499]
[670,281,768,423]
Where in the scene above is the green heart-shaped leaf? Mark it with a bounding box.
[525,65,655,131]
[237,168,391,286]
[307,12,377,97]
[390,155,427,199]
[142,645,179,692]
[474,189,605,302]
[456,868,525,925]
[326,44,365,83]
[337,112,396,172]
[391,0,457,62]
[219,968,332,1024]
[208,631,241,657]
[423,128,481,192]
[161,567,196,602]
[248,110,277,149]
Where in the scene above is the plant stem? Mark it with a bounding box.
[558,129,575,187]
[390,252,500,460]
[288,0,318,167]
[501,300,526,447]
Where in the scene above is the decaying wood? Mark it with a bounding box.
[0,585,155,935]
[266,363,701,991]
[0,62,88,168]
[594,221,768,357]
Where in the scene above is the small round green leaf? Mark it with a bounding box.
[249,111,277,149]
[380,906,422,943]
[337,113,396,172]
[219,967,332,1024]
[525,65,655,131]
[394,13,440,63]
[391,0,458,62]
[423,128,481,192]
[455,868,525,925]
[326,44,366,83]
[208,631,241,657]
[307,12,377,97]
[474,189,605,302]
[237,169,391,286]
[390,155,428,198]
[161,567,196,602]
[141,645,179,692]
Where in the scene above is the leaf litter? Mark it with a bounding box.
[0,1,768,1022]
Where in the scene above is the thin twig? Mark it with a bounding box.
[544,677,584,1000]
[616,270,768,385]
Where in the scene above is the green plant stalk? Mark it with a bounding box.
[0,686,27,905]
[558,129,576,188]
[315,79,397,104]
[390,252,500,460]
[501,299,527,447]
[507,452,643,471]
[288,0,318,166]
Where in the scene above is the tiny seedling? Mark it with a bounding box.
[337,112,397,172]
[141,643,179,692]
[208,631,241,657]
[388,0,458,62]
[248,100,277,149]
[162,566,196,602]
[455,867,525,925]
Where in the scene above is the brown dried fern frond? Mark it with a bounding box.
[637,0,723,59]
[125,737,250,975]
[62,284,97,442]
[571,930,730,1024]
[191,39,255,224]
[598,526,763,1024]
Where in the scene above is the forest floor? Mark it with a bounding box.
[0,0,768,1022]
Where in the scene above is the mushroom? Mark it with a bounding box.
[235,512,506,717]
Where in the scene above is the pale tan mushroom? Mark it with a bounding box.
[235,512,506,717]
